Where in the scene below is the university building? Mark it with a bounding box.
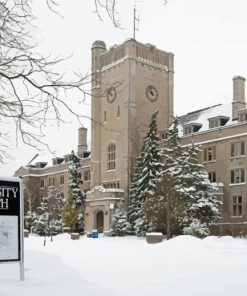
[15,39,247,236]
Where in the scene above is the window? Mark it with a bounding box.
[231,141,245,158]
[60,175,64,185]
[183,124,202,135]
[184,126,192,135]
[104,110,107,122]
[239,112,247,122]
[107,143,116,170]
[208,172,216,183]
[231,168,245,184]
[204,146,216,162]
[64,154,72,163]
[209,119,219,129]
[232,196,242,217]
[160,131,168,140]
[117,106,120,118]
[208,117,229,129]
[48,177,55,186]
[40,179,45,188]
[84,170,91,181]
[103,181,120,189]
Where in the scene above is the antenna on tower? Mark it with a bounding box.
[133,4,140,40]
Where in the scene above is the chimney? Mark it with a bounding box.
[78,127,88,157]
[232,76,246,120]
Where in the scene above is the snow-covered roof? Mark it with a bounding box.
[178,103,233,136]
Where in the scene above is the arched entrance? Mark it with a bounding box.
[96,211,104,232]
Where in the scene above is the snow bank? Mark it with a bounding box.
[1,234,247,296]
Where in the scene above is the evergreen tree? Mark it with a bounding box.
[150,119,221,238]
[32,187,64,236]
[129,111,162,236]
[68,150,86,206]
[111,204,131,236]
[150,117,186,238]
[64,150,86,233]
[179,144,221,237]
[24,211,37,232]
[129,151,145,228]
[61,190,83,232]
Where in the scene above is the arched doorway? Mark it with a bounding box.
[96,211,104,232]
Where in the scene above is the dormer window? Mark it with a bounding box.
[35,162,47,168]
[64,154,73,163]
[238,110,247,122]
[208,116,229,129]
[52,157,64,166]
[160,131,168,140]
[209,118,219,128]
[183,123,202,135]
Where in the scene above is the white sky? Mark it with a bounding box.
[2,0,247,176]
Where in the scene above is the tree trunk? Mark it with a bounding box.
[166,189,171,240]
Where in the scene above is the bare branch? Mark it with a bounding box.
[0,0,94,162]
[94,0,121,28]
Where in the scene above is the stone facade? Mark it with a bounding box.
[15,39,247,236]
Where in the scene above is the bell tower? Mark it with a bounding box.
[86,39,174,231]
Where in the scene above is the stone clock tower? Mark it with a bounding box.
[85,39,174,231]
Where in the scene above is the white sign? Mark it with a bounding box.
[0,216,18,260]
[0,176,24,281]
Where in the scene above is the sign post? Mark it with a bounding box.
[0,176,24,281]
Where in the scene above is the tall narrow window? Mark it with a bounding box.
[40,179,45,188]
[208,172,216,183]
[231,141,245,157]
[104,110,107,122]
[84,170,91,181]
[117,106,120,118]
[230,168,245,184]
[60,175,64,185]
[48,177,55,186]
[232,196,242,216]
[204,146,216,162]
[107,143,116,170]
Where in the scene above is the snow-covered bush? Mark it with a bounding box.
[183,219,210,237]
[32,188,64,236]
[24,211,38,231]
[111,208,131,236]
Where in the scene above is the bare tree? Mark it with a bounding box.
[93,0,168,28]
[94,0,121,28]
[0,0,167,163]
[0,0,93,162]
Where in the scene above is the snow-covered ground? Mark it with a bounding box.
[1,234,247,296]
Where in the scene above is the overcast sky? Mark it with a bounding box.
[2,0,247,176]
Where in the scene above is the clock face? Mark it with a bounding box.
[106,87,117,103]
[145,85,158,102]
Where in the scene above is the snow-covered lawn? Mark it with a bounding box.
[1,234,247,296]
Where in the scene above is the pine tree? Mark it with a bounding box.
[179,144,221,237]
[61,190,82,232]
[32,187,64,236]
[111,204,131,236]
[68,150,86,206]
[64,150,86,233]
[151,117,186,238]
[129,111,162,236]
[153,119,221,238]
[129,151,145,228]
